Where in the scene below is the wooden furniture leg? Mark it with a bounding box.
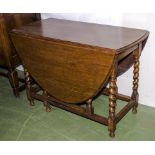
[8,69,19,97]
[132,48,140,114]
[43,90,52,112]
[108,68,117,137]
[86,99,94,114]
[24,68,34,106]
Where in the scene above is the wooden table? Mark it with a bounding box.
[10,18,149,137]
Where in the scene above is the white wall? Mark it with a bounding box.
[41,13,155,108]
[41,13,122,26]
[119,14,155,107]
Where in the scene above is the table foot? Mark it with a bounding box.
[24,68,35,106]
[86,99,94,114]
[43,90,52,112]
[132,107,137,114]
[8,70,19,97]
[109,131,115,138]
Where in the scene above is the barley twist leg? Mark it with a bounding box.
[132,50,140,114]
[108,68,117,137]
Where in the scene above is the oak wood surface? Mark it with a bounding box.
[0,13,40,68]
[0,13,40,97]
[11,34,115,103]
[11,18,149,103]
[11,18,149,51]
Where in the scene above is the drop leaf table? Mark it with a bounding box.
[10,18,149,137]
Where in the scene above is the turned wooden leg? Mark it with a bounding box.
[8,69,19,97]
[43,90,51,112]
[24,68,34,106]
[108,68,117,137]
[132,49,140,114]
[86,99,94,114]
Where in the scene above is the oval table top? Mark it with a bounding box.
[11,18,149,104]
[12,18,149,52]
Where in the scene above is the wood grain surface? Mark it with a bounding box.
[11,18,149,103]
[11,18,149,51]
[11,34,115,103]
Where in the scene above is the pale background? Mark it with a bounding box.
[40,13,155,108]
[0,0,154,153]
